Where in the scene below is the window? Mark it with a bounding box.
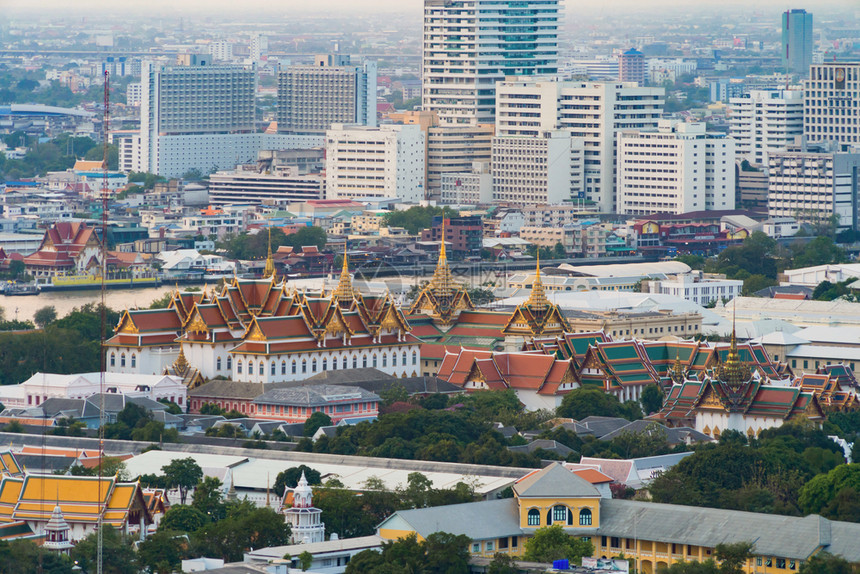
[499,538,509,549]
[412,351,417,365]
[248,361,254,374]
[217,357,222,370]
[312,358,318,372]
[302,360,307,374]
[777,559,786,569]
[402,352,407,365]
[486,541,494,552]
[372,354,377,368]
[393,353,397,367]
[757,558,763,567]
[131,354,136,368]
[227,357,232,370]
[579,508,592,526]
[270,362,276,375]
[511,536,517,548]
[382,354,387,367]
[322,358,328,371]
[120,354,126,367]
[292,360,297,374]
[553,505,568,523]
[527,509,540,526]
[281,361,286,375]
[766,558,773,567]
[259,363,264,375]
[110,353,115,367]
[472,543,480,553]
[789,561,796,570]
[237,361,243,374]
[363,356,368,368]
[353,357,358,369]
[343,357,348,369]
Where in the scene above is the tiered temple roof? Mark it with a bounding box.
[436,349,578,397]
[501,255,568,338]
[409,224,474,327]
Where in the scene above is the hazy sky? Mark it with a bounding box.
[3,0,858,16]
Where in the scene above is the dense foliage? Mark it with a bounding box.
[345,532,471,574]
[382,205,459,235]
[522,524,594,563]
[650,424,846,517]
[218,225,327,260]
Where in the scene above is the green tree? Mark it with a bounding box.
[299,550,313,571]
[191,507,290,562]
[557,388,625,420]
[659,560,720,574]
[0,538,75,574]
[274,465,323,497]
[159,505,208,533]
[379,383,410,406]
[72,526,138,574]
[523,524,594,563]
[742,274,777,296]
[148,292,173,309]
[192,476,226,521]
[792,236,845,268]
[799,552,856,574]
[304,411,333,437]
[488,553,519,574]
[137,530,187,573]
[162,458,203,505]
[714,542,754,574]
[382,206,459,235]
[33,305,57,328]
[641,384,664,415]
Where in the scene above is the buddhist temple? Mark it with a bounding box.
[106,265,420,385]
[409,223,474,327]
[501,255,568,346]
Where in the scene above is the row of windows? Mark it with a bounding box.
[109,353,136,368]
[526,506,592,526]
[231,351,420,376]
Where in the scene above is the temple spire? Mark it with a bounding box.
[526,250,548,313]
[334,244,354,301]
[263,225,275,279]
[718,302,751,388]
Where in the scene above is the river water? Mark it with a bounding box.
[0,286,179,322]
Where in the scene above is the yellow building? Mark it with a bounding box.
[377,462,860,572]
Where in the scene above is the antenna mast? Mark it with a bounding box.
[97,68,110,574]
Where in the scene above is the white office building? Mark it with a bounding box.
[804,63,860,150]
[440,161,492,205]
[729,90,804,168]
[616,120,736,215]
[491,131,584,206]
[126,83,142,106]
[325,124,425,202]
[249,35,268,62]
[277,54,377,135]
[767,143,860,231]
[208,166,325,206]
[647,272,743,307]
[496,79,664,212]
[209,41,234,62]
[427,123,494,200]
[422,0,560,125]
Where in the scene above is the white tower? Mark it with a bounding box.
[43,505,73,554]
[283,472,325,544]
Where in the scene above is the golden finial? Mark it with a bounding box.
[439,219,446,261]
[671,347,685,384]
[526,250,548,313]
[174,342,189,375]
[263,225,276,279]
[718,303,751,388]
[334,243,354,301]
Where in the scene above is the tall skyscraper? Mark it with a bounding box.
[729,89,804,167]
[618,49,646,86]
[277,54,377,135]
[422,0,560,126]
[496,79,664,212]
[781,9,813,75]
[804,63,860,150]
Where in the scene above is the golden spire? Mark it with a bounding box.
[174,342,189,375]
[263,225,276,279]
[430,218,455,300]
[526,250,548,313]
[334,244,354,301]
[671,347,685,384]
[718,303,751,388]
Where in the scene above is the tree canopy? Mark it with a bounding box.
[162,458,203,505]
[522,524,594,563]
[345,532,471,574]
[382,206,459,235]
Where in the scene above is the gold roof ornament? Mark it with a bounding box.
[430,219,455,301]
[717,307,752,388]
[173,343,189,376]
[333,245,354,301]
[671,348,686,384]
[263,226,276,279]
[525,251,549,315]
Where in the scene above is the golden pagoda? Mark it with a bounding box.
[670,349,686,384]
[263,226,276,279]
[333,248,356,305]
[502,253,568,338]
[408,221,474,327]
[717,313,752,389]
